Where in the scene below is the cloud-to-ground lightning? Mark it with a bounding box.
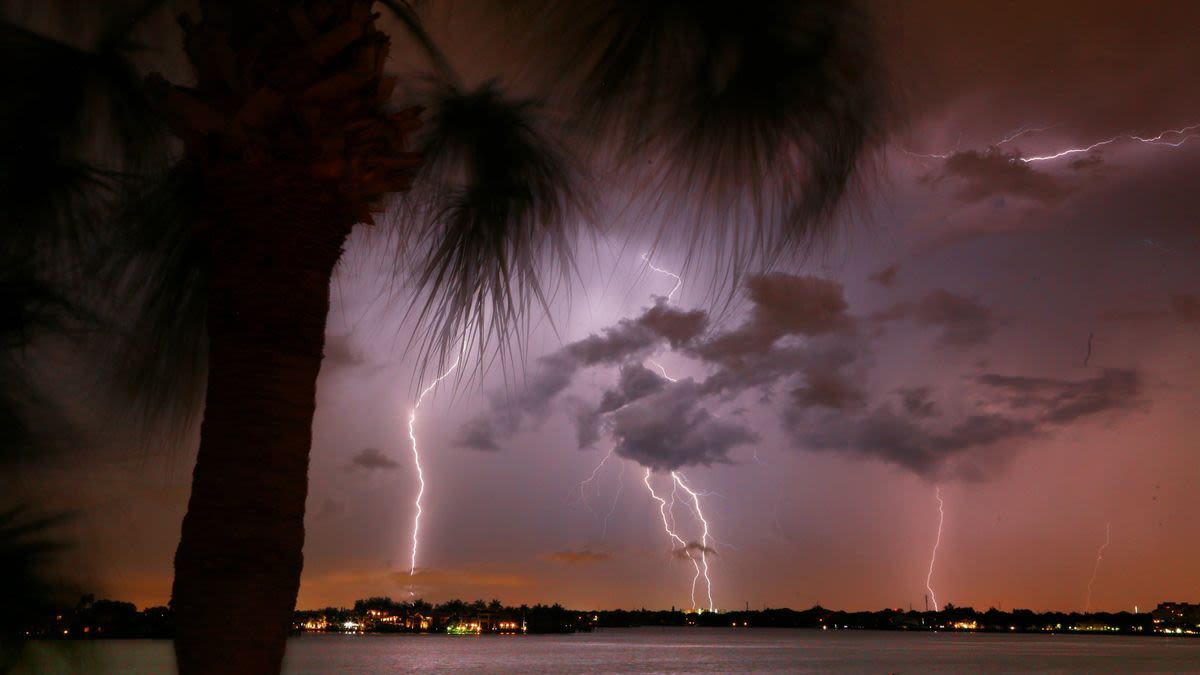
[644,468,703,610]
[1084,522,1112,613]
[641,255,720,611]
[570,253,723,610]
[407,357,460,577]
[926,487,945,612]
[672,471,715,612]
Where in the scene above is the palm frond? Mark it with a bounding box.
[376,0,457,84]
[0,12,171,245]
[517,0,891,287]
[101,165,207,441]
[397,81,590,377]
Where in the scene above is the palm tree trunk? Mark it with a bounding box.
[170,168,353,675]
[158,2,421,671]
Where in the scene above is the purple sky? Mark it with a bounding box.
[34,0,1200,613]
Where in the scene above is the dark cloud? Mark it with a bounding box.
[457,419,502,452]
[1097,293,1200,324]
[898,386,938,418]
[791,370,865,411]
[311,497,346,521]
[567,397,603,450]
[694,274,851,361]
[789,369,1143,479]
[797,406,1037,477]
[598,364,666,414]
[868,264,900,288]
[672,542,717,559]
[928,148,1067,204]
[1068,153,1105,171]
[976,368,1144,425]
[322,332,368,370]
[1170,293,1200,322]
[636,303,709,348]
[874,289,995,347]
[698,339,865,399]
[462,272,870,467]
[547,549,610,565]
[610,381,757,471]
[1096,308,1167,322]
[566,302,708,366]
[459,301,710,451]
[347,447,400,471]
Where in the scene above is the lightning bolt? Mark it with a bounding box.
[641,253,682,303]
[996,124,1056,146]
[602,460,624,540]
[1020,124,1200,163]
[647,358,678,382]
[407,357,460,577]
[578,448,614,514]
[1084,522,1112,613]
[629,254,718,611]
[644,468,703,610]
[926,487,944,612]
[904,122,1199,164]
[672,471,715,612]
[568,253,723,610]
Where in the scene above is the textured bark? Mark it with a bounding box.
[158,2,421,673]
[171,170,349,675]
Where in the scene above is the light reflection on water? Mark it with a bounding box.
[12,628,1200,674]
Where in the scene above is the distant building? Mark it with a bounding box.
[1151,602,1200,632]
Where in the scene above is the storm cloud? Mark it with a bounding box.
[347,447,400,471]
[457,301,707,451]
[609,380,758,471]
[874,289,996,347]
[694,274,852,361]
[788,369,1144,479]
[547,549,610,565]
[929,149,1067,204]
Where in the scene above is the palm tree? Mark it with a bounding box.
[2,1,888,673]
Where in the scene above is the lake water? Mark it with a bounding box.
[14,629,1200,674]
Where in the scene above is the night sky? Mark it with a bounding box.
[28,1,1200,614]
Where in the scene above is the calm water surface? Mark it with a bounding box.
[16,629,1200,674]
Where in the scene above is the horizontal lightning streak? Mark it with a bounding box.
[1019,124,1200,162]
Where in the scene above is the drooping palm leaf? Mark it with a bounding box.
[102,165,208,438]
[1,1,187,442]
[0,4,172,248]
[513,0,890,289]
[376,0,457,83]
[399,81,590,376]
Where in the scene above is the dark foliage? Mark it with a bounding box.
[401,81,588,374]
[517,0,890,281]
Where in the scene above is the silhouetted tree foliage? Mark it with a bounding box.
[0,1,890,673]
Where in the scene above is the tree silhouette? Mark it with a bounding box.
[1,1,889,673]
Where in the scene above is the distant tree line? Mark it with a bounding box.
[15,596,1197,640]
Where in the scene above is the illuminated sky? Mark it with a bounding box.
[28,0,1200,613]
